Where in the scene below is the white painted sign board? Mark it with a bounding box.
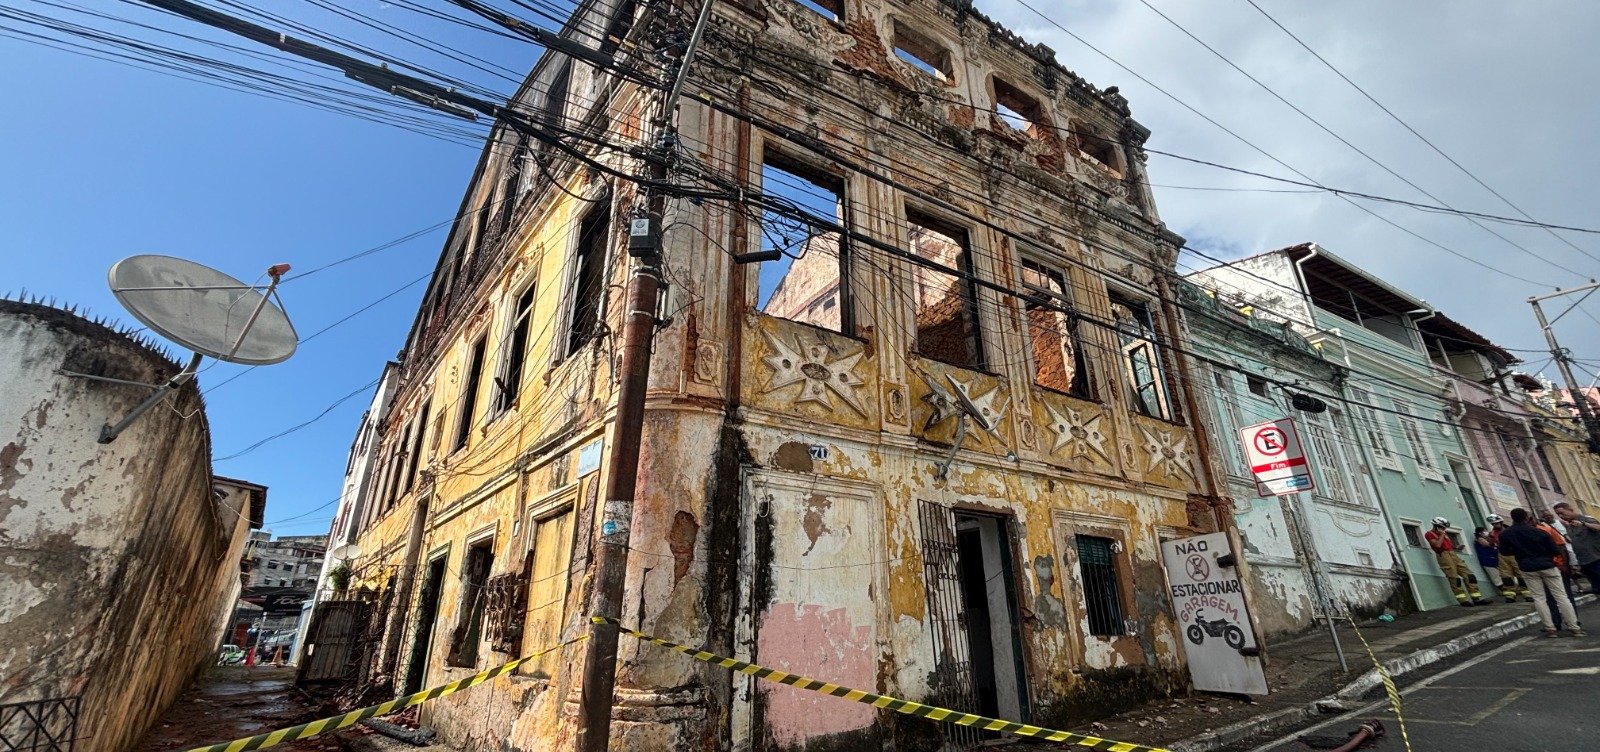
[1240,417,1315,497]
[1162,532,1268,695]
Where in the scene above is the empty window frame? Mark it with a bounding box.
[1021,257,1091,398]
[992,77,1046,136]
[454,336,488,453]
[793,0,840,23]
[1073,123,1122,176]
[1246,375,1269,398]
[1075,534,1126,637]
[495,284,536,414]
[447,539,495,668]
[567,203,611,356]
[1109,292,1173,421]
[908,212,984,369]
[404,400,431,493]
[892,20,952,80]
[756,152,849,332]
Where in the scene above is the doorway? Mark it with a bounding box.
[403,557,447,694]
[919,501,1029,745]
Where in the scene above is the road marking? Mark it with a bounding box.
[1407,687,1529,726]
[1247,635,1535,752]
[1549,666,1600,675]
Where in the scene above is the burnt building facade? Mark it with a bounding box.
[341,1,1233,750]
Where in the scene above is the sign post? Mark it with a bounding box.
[1161,532,1267,694]
[1238,417,1347,673]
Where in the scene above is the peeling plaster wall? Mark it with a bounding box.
[343,1,1221,750]
[0,300,246,752]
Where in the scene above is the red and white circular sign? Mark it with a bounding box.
[1252,427,1287,457]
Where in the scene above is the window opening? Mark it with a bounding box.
[1021,258,1091,398]
[909,212,984,369]
[1393,400,1438,475]
[1246,374,1269,398]
[892,20,952,80]
[1536,445,1563,493]
[1076,534,1126,637]
[1074,124,1122,176]
[756,153,848,332]
[793,0,840,22]
[1346,387,1396,465]
[991,78,1044,136]
[1401,522,1423,548]
[1110,292,1172,421]
[404,400,430,493]
[454,336,488,452]
[567,203,611,356]
[1308,418,1354,504]
[404,558,447,693]
[385,429,409,506]
[1211,369,1247,475]
[447,539,495,667]
[496,285,536,413]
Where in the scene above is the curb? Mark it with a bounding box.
[1168,594,1595,752]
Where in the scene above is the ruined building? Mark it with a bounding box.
[340,1,1234,749]
[0,298,264,752]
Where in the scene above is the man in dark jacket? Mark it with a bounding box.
[1499,508,1584,637]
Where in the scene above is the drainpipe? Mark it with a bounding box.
[1322,328,1422,608]
[1291,244,1321,329]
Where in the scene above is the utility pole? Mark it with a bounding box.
[136,0,711,744]
[1529,282,1600,453]
[576,5,716,751]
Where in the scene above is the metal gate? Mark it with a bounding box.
[296,600,371,684]
[0,697,78,752]
[917,500,982,750]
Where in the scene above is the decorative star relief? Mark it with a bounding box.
[761,330,867,416]
[919,368,1008,439]
[1043,402,1108,462]
[1139,425,1194,480]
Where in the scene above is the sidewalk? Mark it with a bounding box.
[132,665,338,752]
[1026,595,1594,752]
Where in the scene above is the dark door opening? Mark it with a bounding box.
[404,557,447,694]
[953,513,1028,723]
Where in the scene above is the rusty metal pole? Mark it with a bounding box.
[577,3,714,751]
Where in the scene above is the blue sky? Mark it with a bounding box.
[1,0,552,535]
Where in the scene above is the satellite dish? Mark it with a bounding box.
[330,543,362,560]
[83,256,297,443]
[110,255,297,365]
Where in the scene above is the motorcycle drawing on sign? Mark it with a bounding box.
[1186,610,1246,649]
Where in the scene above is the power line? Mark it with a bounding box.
[1240,0,1599,261]
[1133,0,1600,279]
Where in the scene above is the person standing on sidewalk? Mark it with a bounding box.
[1553,501,1600,595]
[1535,514,1580,630]
[1427,517,1489,607]
[1498,508,1584,637]
[1487,515,1532,602]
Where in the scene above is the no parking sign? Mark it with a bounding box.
[1239,417,1315,496]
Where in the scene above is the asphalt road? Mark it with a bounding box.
[1255,605,1600,752]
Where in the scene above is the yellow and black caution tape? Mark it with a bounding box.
[1346,618,1412,752]
[591,616,1167,752]
[181,635,589,752]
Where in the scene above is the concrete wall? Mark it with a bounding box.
[0,299,250,752]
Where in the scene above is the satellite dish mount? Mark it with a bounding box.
[920,371,1004,479]
[80,256,299,444]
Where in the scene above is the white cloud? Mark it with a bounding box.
[977,0,1600,371]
